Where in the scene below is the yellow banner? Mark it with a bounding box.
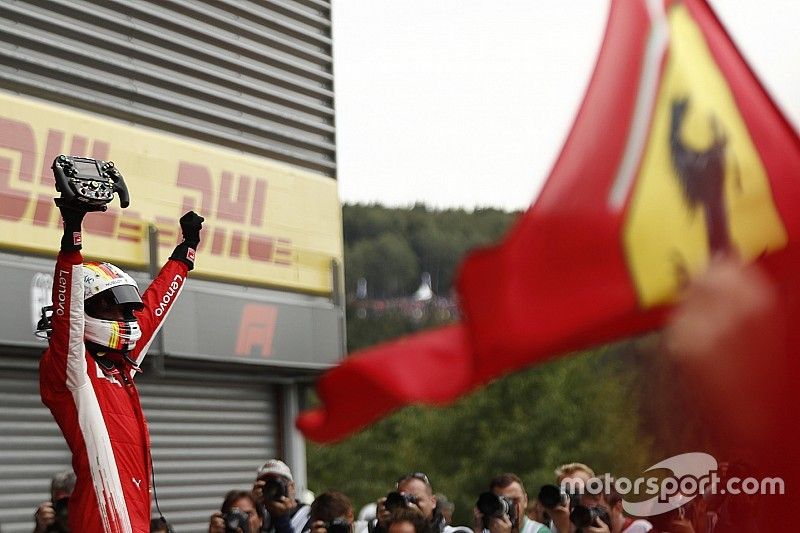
[0,92,342,294]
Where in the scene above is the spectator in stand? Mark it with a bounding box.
[33,469,75,533]
[385,509,434,533]
[209,490,263,533]
[475,473,550,533]
[605,486,652,533]
[308,491,356,533]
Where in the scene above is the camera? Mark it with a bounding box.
[570,505,611,532]
[326,517,352,533]
[476,492,517,529]
[223,507,251,533]
[384,491,418,512]
[45,497,70,533]
[52,154,130,212]
[261,476,289,501]
[537,484,578,509]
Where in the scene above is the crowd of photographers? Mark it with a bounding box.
[31,460,750,533]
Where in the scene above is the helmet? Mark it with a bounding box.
[82,262,144,352]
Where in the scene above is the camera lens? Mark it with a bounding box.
[537,485,566,508]
[570,505,593,529]
[476,492,504,518]
[262,477,288,501]
[385,491,412,512]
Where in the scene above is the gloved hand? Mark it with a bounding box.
[170,211,204,270]
[58,206,86,251]
[179,210,204,248]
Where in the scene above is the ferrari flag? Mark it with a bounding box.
[297,0,800,443]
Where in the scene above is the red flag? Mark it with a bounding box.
[296,325,474,443]
[297,0,800,443]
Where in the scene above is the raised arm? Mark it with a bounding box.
[130,211,204,370]
[42,207,89,390]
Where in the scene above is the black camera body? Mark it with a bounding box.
[45,497,70,533]
[476,492,517,529]
[326,517,352,533]
[570,505,611,531]
[261,476,289,501]
[52,154,130,212]
[223,507,251,533]
[384,491,418,512]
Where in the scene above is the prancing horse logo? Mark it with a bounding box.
[669,98,736,254]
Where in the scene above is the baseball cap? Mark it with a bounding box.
[257,459,293,481]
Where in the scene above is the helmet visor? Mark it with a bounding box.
[107,285,143,308]
[86,286,143,320]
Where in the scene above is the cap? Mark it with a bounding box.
[257,459,293,481]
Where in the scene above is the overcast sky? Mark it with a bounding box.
[331,1,800,212]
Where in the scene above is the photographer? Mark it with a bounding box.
[254,459,310,533]
[32,470,75,533]
[209,490,263,533]
[474,474,549,533]
[308,491,355,533]
[374,473,470,533]
[39,201,203,532]
[537,484,611,533]
[538,463,602,533]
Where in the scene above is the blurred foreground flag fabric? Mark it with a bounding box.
[297,0,800,443]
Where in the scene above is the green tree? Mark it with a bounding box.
[342,203,518,297]
[346,233,419,297]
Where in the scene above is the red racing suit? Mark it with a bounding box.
[40,249,189,533]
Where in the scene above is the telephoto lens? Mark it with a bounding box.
[537,485,569,508]
[385,491,418,512]
[475,492,517,529]
[262,477,289,501]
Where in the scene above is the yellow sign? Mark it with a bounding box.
[0,92,342,294]
[623,4,787,308]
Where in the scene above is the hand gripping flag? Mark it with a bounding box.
[297,0,800,443]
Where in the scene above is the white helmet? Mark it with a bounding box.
[82,262,143,352]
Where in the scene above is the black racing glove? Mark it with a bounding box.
[170,211,204,270]
[59,206,86,251]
